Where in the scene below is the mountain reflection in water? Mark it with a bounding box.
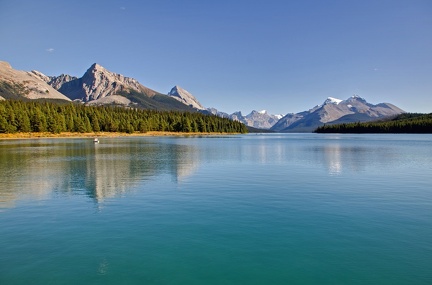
[0,138,201,207]
[0,134,424,208]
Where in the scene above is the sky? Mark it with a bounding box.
[1,0,431,115]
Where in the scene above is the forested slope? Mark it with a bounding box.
[0,100,248,134]
[314,113,432,133]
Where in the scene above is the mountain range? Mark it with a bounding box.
[270,96,405,132]
[0,60,405,132]
[207,108,283,130]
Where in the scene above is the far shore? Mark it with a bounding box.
[0,131,242,140]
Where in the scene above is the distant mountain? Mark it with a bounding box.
[207,108,282,129]
[168,86,205,110]
[206,107,229,118]
[36,63,196,111]
[270,112,306,131]
[0,61,71,101]
[271,95,405,132]
[242,110,283,129]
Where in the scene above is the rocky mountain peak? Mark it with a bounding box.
[167,85,205,110]
[168,85,183,96]
[84,63,110,78]
[244,110,282,129]
[77,63,145,101]
[86,63,107,75]
[250,110,267,115]
[347,94,366,102]
[48,74,77,90]
[90,63,102,70]
[232,111,243,117]
[30,70,77,90]
[34,63,159,102]
[324,97,343,105]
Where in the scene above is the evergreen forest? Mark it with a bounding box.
[0,100,248,134]
[314,113,432,133]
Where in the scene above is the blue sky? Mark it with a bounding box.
[1,0,431,114]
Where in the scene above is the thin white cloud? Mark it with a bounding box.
[46,48,55,53]
[120,7,126,10]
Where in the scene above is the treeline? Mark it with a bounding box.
[0,100,248,134]
[315,113,432,133]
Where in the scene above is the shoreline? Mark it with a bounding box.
[0,131,242,140]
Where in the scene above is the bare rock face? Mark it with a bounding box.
[80,63,143,101]
[270,113,304,131]
[230,111,244,122]
[48,74,77,90]
[168,86,205,110]
[242,110,283,129]
[50,63,159,102]
[31,71,77,90]
[0,61,71,101]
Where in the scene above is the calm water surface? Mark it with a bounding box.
[1,134,431,284]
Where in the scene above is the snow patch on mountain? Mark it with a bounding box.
[324,97,343,105]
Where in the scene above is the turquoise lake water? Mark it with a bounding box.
[1,134,431,284]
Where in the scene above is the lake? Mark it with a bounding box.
[1,134,431,285]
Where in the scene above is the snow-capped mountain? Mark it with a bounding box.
[271,95,405,132]
[207,108,283,129]
[168,86,205,110]
[242,110,283,129]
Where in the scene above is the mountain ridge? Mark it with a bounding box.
[0,61,71,101]
[34,63,197,111]
[168,85,205,110]
[271,95,405,132]
[42,63,159,102]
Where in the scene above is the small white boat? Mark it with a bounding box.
[93,138,99,144]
